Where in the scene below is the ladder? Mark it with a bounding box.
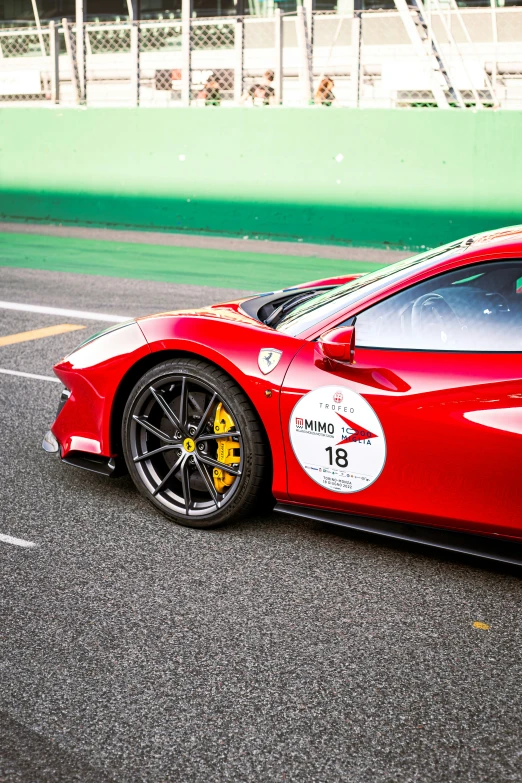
[394,0,465,109]
[430,0,483,109]
[445,0,499,108]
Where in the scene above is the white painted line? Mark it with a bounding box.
[0,301,131,324]
[0,533,37,548]
[0,367,61,383]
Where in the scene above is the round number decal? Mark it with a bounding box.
[289,385,386,493]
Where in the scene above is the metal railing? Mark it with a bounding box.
[0,7,521,108]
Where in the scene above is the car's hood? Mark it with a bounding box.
[135,275,363,331]
[135,297,263,330]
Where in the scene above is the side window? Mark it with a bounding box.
[354,260,522,352]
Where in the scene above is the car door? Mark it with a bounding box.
[279,258,522,540]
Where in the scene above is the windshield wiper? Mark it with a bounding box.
[264,291,320,328]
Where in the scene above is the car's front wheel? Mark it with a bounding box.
[122,358,268,528]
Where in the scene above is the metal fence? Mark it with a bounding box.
[0,6,521,109]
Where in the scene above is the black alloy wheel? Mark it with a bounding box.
[122,358,268,528]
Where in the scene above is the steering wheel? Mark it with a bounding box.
[485,292,511,314]
[411,293,461,347]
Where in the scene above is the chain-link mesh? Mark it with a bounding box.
[137,21,183,105]
[0,8,521,109]
[141,20,182,53]
[0,27,50,58]
[313,14,352,106]
[243,18,277,102]
[64,21,82,104]
[82,21,134,105]
[191,19,235,50]
[86,22,131,55]
[0,27,52,103]
[191,20,235,103]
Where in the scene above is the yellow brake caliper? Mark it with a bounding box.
[212,402,240,493]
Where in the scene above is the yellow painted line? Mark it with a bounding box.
[473,621,490,631]
[0,323,85,348]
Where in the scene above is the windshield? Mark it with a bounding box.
[276,240,464,336]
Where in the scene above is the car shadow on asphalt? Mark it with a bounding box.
[310,519,522,579]
[52,462,522,579]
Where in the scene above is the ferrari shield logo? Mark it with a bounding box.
[258,349,282,375]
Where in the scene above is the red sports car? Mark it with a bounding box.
[43,226,522,563]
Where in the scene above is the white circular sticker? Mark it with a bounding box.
[289,385,386,494]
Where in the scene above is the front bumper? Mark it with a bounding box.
[41,427,123,477]
[42,386,124,477]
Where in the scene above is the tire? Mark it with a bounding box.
[122,358,268,528]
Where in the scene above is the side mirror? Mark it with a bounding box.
[318,325,355,364]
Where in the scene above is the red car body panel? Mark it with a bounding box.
[281,342,522,539]
[50,232,522,541]
[53,323,151,457]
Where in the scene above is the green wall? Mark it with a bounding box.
[1,107,521,251]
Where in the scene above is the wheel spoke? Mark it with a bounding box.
[134,444,181,463]
[195,430,241,443]
[179,377,188,431]
[150,387,185,435]
[180,457,192,512]
[194,392,218,438]
[133,415,173,443]
[152,452,185,496]
[197,453,241,477]
[194,456,220,506]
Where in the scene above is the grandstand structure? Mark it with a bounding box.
[0,0,521,108]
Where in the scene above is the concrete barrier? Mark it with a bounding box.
[1,107,521,250]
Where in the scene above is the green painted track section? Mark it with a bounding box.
[0,233,386,291]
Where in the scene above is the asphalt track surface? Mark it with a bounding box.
[2,266,522,783]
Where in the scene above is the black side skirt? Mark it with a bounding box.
[274,503,522,568]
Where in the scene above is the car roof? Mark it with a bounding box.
[462,224,522,253]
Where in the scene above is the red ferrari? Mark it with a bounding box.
[43,226,522,563]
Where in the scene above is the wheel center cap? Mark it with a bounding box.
[183,437,196,453]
